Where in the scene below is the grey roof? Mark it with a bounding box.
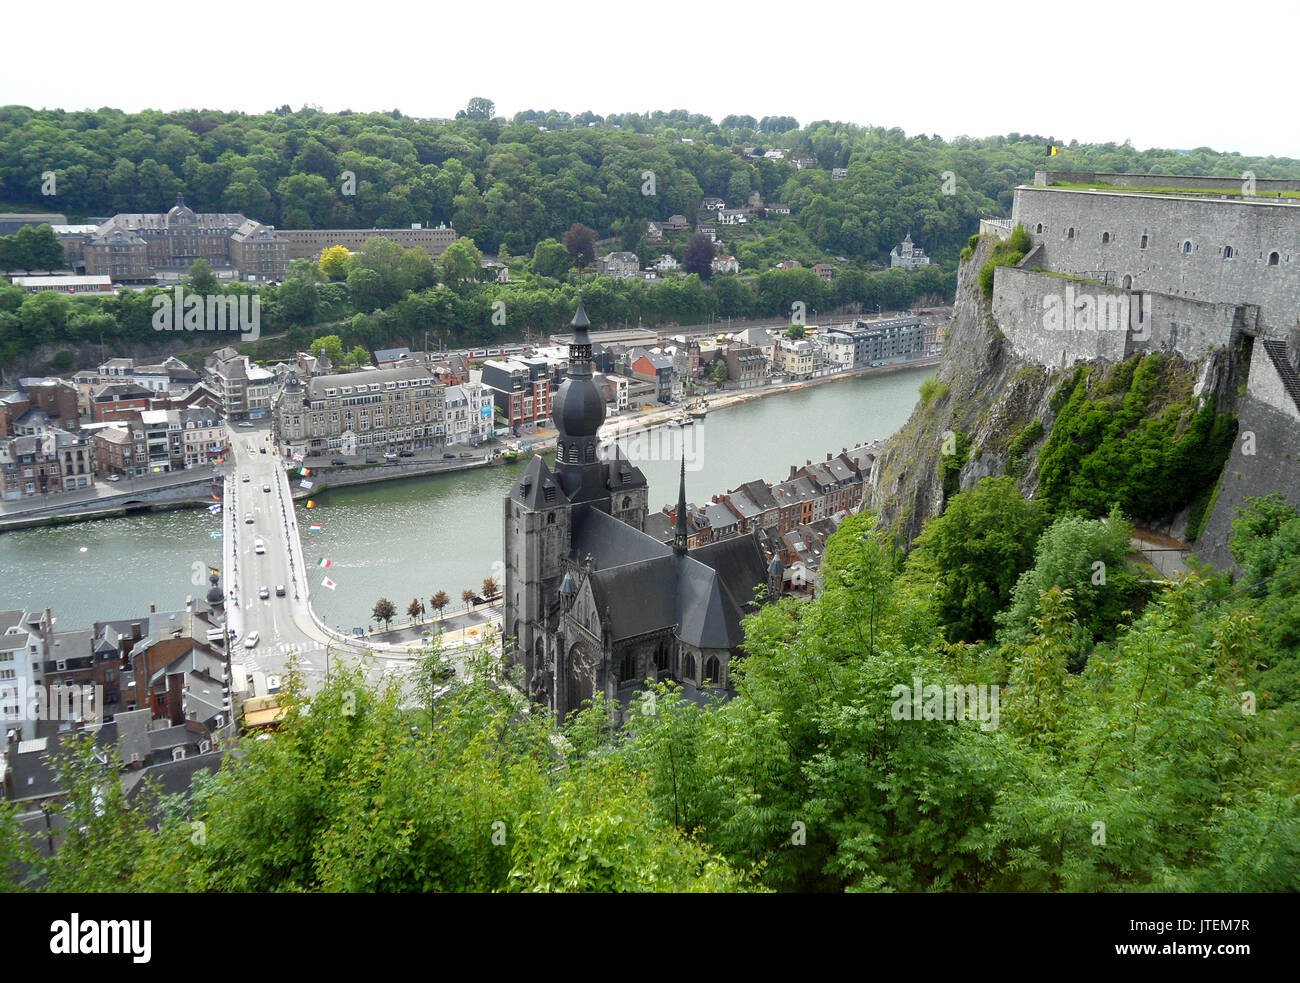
[704,502,738,529]
[588,556,680,641]
[125,751,226,810]
[373,347,411,363]
[571,504,671,570]
[510,455,566,510]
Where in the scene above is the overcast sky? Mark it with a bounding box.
[5,0,1294,159]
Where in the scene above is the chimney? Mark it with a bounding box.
[826,452,832,461]
[806,459,811,466]
[789,465,797,480]
[150,603,156,613]
[131,623,141,641]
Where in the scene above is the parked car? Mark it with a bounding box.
[384,453,399,462]
[364,457,378,464]
[442,453,457,459]
[275,585,286,597]
[107,474,121,482]
[259,447,267,454]
[242,474,250,482]
[254,538,265,554]
[399,451,414,457]
[244,630,260,648]
[238,422,254,429]
[259,586,270,599]
[244,513,254,524]
[331,458,347,466]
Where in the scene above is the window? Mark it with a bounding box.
[1269,251,1280,266]
[1035,223,1043,234]
[1224,246,1234,260]
[704,657,720,684]
[1101,232,1111,244]
[1067,227,1075,240]
[1183,241,1193,254]
[1140,234,1148,249]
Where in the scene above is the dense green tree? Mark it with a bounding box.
[531,238,571,279]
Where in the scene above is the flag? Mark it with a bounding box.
[321,577,337,590]
[300,479,314,490]
[306,500,317,508]
[212,493,220,501]
[208,566,220,577]
[299,467,311,477]
[293,452,304,462]
[318,557,332,568]
[309,522,323,532]
[209,531,222,539]
[1049,145,1060,156]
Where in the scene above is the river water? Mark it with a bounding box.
[0,367,933,630]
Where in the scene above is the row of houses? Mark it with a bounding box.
[643,443,881,588]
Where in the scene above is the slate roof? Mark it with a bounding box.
[571,504,671,570]
[510,455,565,510]
[125,751,226,808]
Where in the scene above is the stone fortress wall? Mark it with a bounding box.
[1032,170,1300,193]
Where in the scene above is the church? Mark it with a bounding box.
[503,301,777,721]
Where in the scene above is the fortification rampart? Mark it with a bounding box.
[1033,171,1300,193]
[991,266,1239,367]
[1011,186,1300,334]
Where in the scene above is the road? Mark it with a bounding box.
[221,420,495,701]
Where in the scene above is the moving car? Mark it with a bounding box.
[238,422,254,429]
[331,458,347,466]
[275,585,286,597]
[399,450,414,457]
[384,453,399,462]
[107,474,121,482]
[364,457,378,464]
[442,453,456,459]
[242,474,250,482]
[262,484,271,493]
[259,586,270,599]
[259,447,267,454]
[254,538,265,554]
[244,512,254,524]
[244,630,260,648]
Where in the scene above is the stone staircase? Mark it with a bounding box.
[1261,339,1300,413]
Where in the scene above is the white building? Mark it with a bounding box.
[890,233,931,270]
[652,254,679,271]
[445,382,493,445]
[245,365,274,418]
[0,608,49,743]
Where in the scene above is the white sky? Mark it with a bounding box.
[4,0,1295,159]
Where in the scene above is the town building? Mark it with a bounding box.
[503,302,772,722]
[9,274,114,295]
[274,363,447,458]
[276,223,456,263]
[597,251,640,278]
[890,233,931,269]
[444,382,493,445]
[480,357,555,430]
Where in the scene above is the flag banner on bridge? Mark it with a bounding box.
[209,531,222,539]
[321,577,337,590]
[293,453,304,462]
[306,500,317,508]
[299,467,311,476]
[300,479,314,490]
[309,522,323,531]
[212,494,220,501]
[208,504,221,513]
[208,566,220,577]
[318,558,332,568]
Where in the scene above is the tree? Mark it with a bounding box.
[683,232,715,279]
[465,97,496,121]
[785,323,806,339]
[563,223,599,269]
[481,577,500,603]
[310,334,344,362]
[430,590,449,619]
[709,359,727,387]
[407,598,424,622]
[372,597,396,632]
[462,589,477,610]
[185,259,219,295]
[437,238,482,287]
[531,238,571,279]
[349,345,369,367]
[319,245,350,281]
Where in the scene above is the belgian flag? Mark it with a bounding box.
[1048,145,1060,156]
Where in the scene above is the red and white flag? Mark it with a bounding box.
[321,577,337,590]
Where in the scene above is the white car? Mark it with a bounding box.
[254,538,265,554]
[244,631,260,648]
[107,474,121,482]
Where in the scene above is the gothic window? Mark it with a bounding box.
[622,496,631,510]
[682,652,697,681]
[585,443,596,463]
[620,649,636,682]
[1269,251,1280,266]
[1224,246,1234,260]
[1101,232,1111,244]
[1122,274,1133,290]
[547,512,556,524]
[704,657,721,685]
[1182,241,1193,254]
[1140,234,1148,249]
[654,642,669,673]
[1066,227,1075,240]
[1035,223,1043,234]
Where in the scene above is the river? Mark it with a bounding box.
[0,366,933,630]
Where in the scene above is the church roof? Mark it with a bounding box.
[571,504,670,570]
[510,455,565,509]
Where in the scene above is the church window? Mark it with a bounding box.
[1066,227,1075,240]
[622,496,631,510]
[704,657,721,685]
[620,650,636,682]
[1035,223,1043,234]
[585,443,596,463]
[1182,240,1193,254]
[1223,246,1234,260]
[682,653,697,681]
[1268,251,1280,266]
[1101,232,1111,244]
[654,642,669,673]
[1140,234,1148,249]
[547,512,555,524]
